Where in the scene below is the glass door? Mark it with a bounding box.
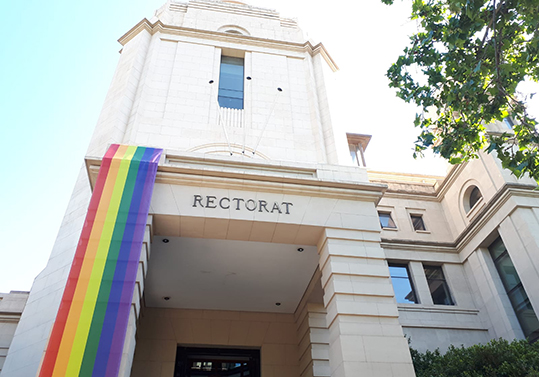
[175,347,260,377]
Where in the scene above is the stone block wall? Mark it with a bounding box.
[0,292,28,374]
[131,308,300,377]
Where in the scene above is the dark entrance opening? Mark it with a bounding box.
[174,346,261,377]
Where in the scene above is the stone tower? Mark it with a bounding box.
[2,1,417,376]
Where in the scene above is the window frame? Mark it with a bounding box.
[378,211,397,230]
[388,263,419,304]
[218,55,245,110]
[410,214,427,232]
[423,265,455,306]
[488,237,539,342]
[462,184,483,215]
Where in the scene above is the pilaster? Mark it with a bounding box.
[498,208,539,315]
[465,248,523,340]
[296,303,330,377]
[119,221,153,377]
[318,228,415,377]
[408,261,432,306]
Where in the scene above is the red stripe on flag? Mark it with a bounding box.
[39,145,120,376]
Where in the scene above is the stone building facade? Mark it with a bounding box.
[0,292,28,375]
[2,1,539,377]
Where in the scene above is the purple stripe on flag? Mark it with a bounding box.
[105,150,161,377]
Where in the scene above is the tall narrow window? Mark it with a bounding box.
[489,238,539,342]
[389,264,418,304]
[424,265,454,305]
[218,56,244,109]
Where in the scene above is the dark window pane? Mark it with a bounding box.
[497,254,522,291]
[469,186,482,209]
[424,266,443,280]
[218,56,244,109]
[508,285,529,308]
[411,215,426,231]
[489,237,506,260]
[515,300,539,342]
[379,212,396,229]
[424,266,454,305]
[489,237,539,341]
[389,265,417,304]
[176,347,260,377]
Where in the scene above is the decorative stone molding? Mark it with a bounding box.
[118,19,339,72]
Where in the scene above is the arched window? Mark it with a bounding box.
[463,185,482,213]
[217,25,250,36]
[469,186,482,209]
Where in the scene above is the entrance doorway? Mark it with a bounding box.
[174,347,260,377]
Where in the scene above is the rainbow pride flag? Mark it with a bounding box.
[39,144,162,377]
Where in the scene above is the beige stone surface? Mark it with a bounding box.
[7,1,539,377]
[318,229,416,377]
[131,308,299,377]
[0,292,28,374]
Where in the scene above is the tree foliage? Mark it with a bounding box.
[411,338,539,376]
[382,0,539,179]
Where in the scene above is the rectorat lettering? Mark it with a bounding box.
[192,195,293,214]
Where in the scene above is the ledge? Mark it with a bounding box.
[401,324,489,331]
[117,19,338,72]
[398,305,487,331]
[85,151,387,203]
[398,305,480,315]
[381,183,539,254]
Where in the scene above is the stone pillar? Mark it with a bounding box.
[318,228,415,377]
[119,220,153,377]
[465,248,523,340]
[296,303,330,377]
[498,208,539,315]
[408,262,432,306]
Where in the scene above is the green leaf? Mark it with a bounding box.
[382,0,539,181]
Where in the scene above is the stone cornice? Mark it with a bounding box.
[380,240,457,253]
[381,183,539,256]
[85,155,386,203]
[373,163,467,201]
[117,19,339,72]
[456,184,538,261]
[0,312,22,323]
[187,0,280,21]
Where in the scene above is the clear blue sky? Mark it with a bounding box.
[0,0,165,292]
[0,0,537,293]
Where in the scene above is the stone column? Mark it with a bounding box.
[296,303,330,377]
[498,208,539,315]
[465,248,523,340]
[408,261,432,306]
[318,228,415,377]
[119,220,152,377]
